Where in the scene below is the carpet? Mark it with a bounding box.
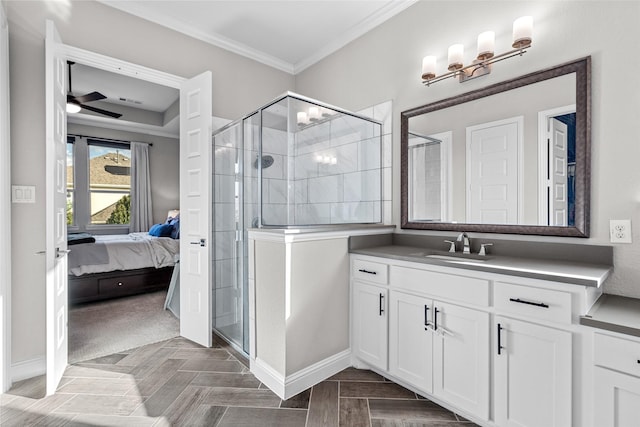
[68,290,180,364]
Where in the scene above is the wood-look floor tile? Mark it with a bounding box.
[62,365,127,379]
[327,367,386,382]
[306,381,339,427]
[130,347,179,379]
[368,399,458,422]
[280,388,311,409]
[63,413,159,426]
[56,377,137,396]
[217,406,307,427]
[404,422,476,427]
[340,381,416,399]
[171,348,232,360]
[191,372,261,388]
[203,387,281,408]
[0,393,74,426]
[116,341,169,367]
[179,358,245,373]
[71,362,135,375]
[179,404,228,426]
[161,385,210,425]
[126,358,187,398]
[83,353,129,365]
[340,397,370,427]
[132,371,198,417]
[53,394,144,416]
[5,375,46,399]
[161,337,206,349]
[371,419,404,427]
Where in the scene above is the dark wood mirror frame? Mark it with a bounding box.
[400,56,591,237]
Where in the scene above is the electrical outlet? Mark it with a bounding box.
[610,219,632,243]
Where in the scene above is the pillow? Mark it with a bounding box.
[149,223,174,237]
[170,219,180,239]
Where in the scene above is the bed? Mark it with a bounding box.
[68,232,180,304]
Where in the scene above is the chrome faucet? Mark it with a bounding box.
[457,232,471,254]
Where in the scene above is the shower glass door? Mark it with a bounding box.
[213,122,245,350]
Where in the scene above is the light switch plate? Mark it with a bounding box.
[12,185,36,203]
[609,219,632,243]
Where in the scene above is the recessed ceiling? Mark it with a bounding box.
[98,0,417,74]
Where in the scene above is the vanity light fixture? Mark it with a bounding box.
[421,16,533,86]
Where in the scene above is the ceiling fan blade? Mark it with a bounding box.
[73,91,107,104]
[79,104,123,119]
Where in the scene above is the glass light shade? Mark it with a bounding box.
[421,55,437,80]
[308,106,320,121]
[512,16,533,48]
[477,31,495,60]
[297,111,308,125]
[66,102,81,114]
[447,44,464,71]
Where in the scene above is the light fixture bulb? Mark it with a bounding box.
[447,44,464,71]
[512,16,533,49]
[308,106,320,121]
[66,102,81,114]
[421,56,437,80]
[477,31,495,60]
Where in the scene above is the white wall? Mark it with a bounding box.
[295,1,640,298]
[6,0,293,366]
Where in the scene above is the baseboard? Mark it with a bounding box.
[12,356,45,383]
[251,349,351,400]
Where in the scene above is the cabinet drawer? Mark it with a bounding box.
[494,282,572,324]
[594,333,640,378]
[391,266,489,307]
[352,259,388,285]
[98,274,148,295]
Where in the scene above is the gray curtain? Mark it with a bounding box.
[130,141,153,232]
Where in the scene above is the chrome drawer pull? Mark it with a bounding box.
[358,269,377,275]
[509,297,549,308]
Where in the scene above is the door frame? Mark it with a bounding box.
[537,105,576,225]
[0,0,11,393]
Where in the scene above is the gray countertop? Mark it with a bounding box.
[350,244,612,288]
[580,294,640,338]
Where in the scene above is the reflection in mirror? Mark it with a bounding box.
[401,57,590,237]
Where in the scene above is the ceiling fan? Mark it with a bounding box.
[66,61,122,119]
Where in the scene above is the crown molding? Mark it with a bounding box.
[68,114,179,139]
[98,0,417,75]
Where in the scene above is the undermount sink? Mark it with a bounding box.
[425,254,488,263]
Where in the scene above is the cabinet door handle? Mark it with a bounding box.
[424,305,430,330]
[509,298,549,308]
[497,323,503,355]
[358,269,377,275]
[434,307,439,331]
[379,293,384,316]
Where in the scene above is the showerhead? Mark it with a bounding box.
[255,155,274,169]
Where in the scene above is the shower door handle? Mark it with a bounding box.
[190,238,206,247]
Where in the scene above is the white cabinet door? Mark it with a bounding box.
[389,291,433,393]
[353,281,388,370]
[494,316,572,427]
[594,366,640,427]
[433,301,489,420]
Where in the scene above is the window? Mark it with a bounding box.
[66,136,132,230]
[66,137,75,225]
[88,140,131,225]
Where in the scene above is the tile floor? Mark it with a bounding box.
[1,336,477,426]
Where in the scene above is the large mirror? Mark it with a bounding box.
[401,57,591,237]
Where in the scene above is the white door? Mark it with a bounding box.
[179,71,213,347]
[549,118,568,226]
[352,281,388,370]
[389,291,433,393]
[433,301,489,420]
[467,118,522,224]
[494,316,572,427]
[594,366,640,427]
[45,20,69,396]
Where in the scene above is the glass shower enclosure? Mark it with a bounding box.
[212,93,383,354]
